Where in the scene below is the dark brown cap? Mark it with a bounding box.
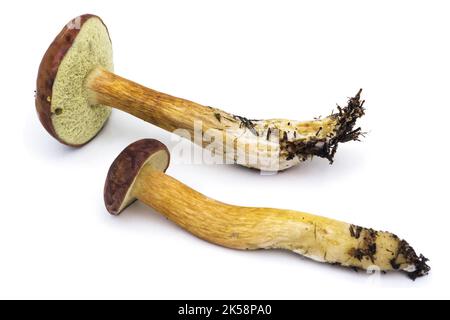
[104,139,170,215]
[35,14,111,146]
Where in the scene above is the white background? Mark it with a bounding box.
[1,0,448,299]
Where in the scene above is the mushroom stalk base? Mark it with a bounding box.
[131,167,429,279]
[87,68,366,171]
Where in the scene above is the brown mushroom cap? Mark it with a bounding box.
[36,14,113,146]
[104,139,171,215]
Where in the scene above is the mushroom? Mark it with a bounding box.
[36,14,365,171]
[104,139,430,279]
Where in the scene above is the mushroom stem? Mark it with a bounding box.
[87,67,220,135]
[131,165,429,279]
[87,67,366,171]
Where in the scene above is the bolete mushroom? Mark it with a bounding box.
[104,139,430,279]
[36,14,365,171]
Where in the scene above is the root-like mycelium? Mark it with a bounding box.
[193,89,366,171]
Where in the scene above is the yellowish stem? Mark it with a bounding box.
[131,166,424,275]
